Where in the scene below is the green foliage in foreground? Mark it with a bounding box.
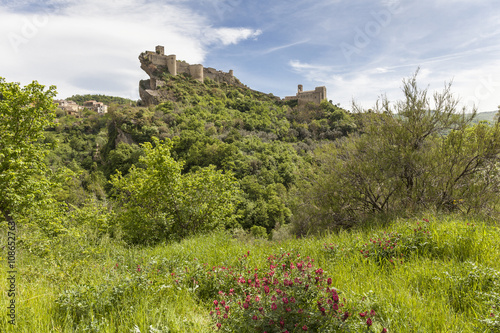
[292,72,500,234]
[2,215,500,332]
[110,138,240,244]
[0,78,57,224]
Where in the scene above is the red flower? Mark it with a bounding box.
[216,323,221,329]
[327,278,332,285]
[370,309,376,316]
[243,302,249,309]
[302,325,308,331]
[359,311,367,317]
[271,303,277,311]
[252,315,258,320]
[381,328,388,333]
[283,297,289,304]
[367,317,373,327]
[213,300,218,306]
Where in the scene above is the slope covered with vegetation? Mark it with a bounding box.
[1,72,500,332]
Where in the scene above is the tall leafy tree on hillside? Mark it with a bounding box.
[292,71,500,234]
[110,137,240,244]
[0,78,57,224]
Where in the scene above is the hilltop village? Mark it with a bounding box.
[54,99,108,117]
[139,45,327,106]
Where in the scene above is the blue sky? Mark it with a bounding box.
[1,0,499,112]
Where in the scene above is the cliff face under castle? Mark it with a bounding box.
[139,45,246,105]
[138,45,327,106]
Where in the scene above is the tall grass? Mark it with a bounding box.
[1,214,500,332]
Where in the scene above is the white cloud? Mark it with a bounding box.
[206,27,262,46]
[0,0,261,99]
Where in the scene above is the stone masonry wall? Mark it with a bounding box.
[284,85,327,104]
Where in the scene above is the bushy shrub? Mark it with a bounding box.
[292,71,500,234]
[209,252,386,332]
[111,138,240,244]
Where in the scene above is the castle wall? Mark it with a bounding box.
[204,67,235,85]
[145,51,176,75]
[285,85,327,104]
[189,64,204,82]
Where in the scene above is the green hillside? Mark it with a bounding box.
[472,110,498,123]
[1,74,500,332]
[44,73,357,239]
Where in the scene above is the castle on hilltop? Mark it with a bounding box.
[138,45,327,106]
[139,45,246,105]
[284,85,327,105]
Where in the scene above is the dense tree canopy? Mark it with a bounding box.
[0,78,57,223]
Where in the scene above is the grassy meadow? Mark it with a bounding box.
[2,214,500,332]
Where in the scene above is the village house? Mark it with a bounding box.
[83,100,108,114]
[54,99,81,117]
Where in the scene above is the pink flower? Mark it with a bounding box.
[359,311,367,317]
[225,305,230,312]
[381,328,388,333]
[302,325,308,331]
[327,278,332,285]
[271,303,277,311]
[252,315,258,320]
[370,309,376,316]
[282,297,289,304]
[216,323,221,329]
[243,302,249,309]
[367,317,373,327]
[213,300,218,306]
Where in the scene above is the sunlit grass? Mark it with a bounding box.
[1,214,500,332]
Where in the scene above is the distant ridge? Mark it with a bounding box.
[471,111,498,124]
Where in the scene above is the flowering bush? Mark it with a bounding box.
[360,218,433,266]
[210,252,386,332]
